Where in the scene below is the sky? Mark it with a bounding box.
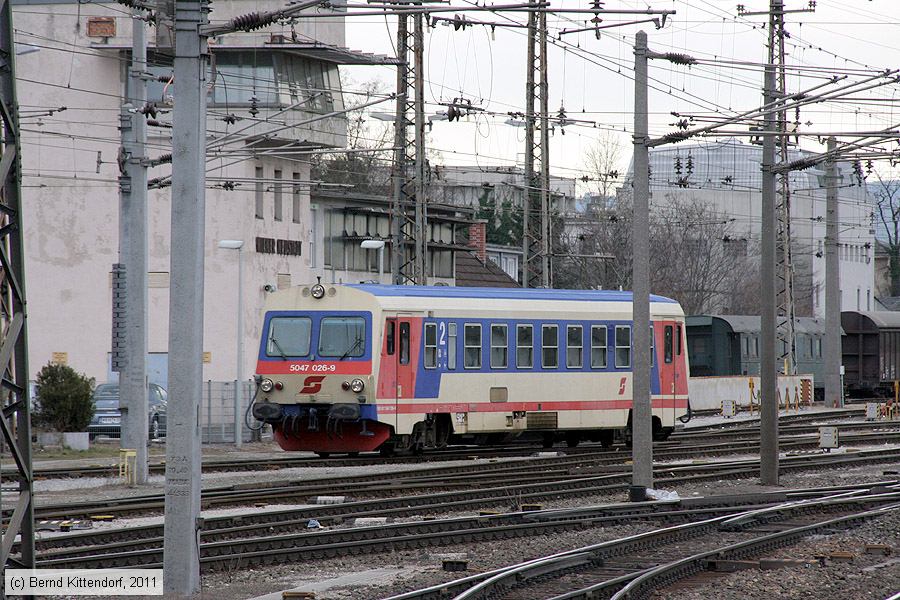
[339,0,900,191]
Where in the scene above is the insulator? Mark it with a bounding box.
[229,12,276,32]
[664,53,696,66]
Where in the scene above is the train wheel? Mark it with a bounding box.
[315,452,331,458]
[542,434,555,449]
[598,431,614,449]
[379,443,395,457]
[565,432,580,448]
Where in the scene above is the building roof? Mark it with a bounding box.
[453,251,522,289]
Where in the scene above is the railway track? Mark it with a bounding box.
[386,486,900,600]
[16,448,900,563]
[8,436,900,525]
[3,407,876,481]
[31,481,900,573]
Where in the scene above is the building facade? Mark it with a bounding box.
[616,138,875,317]
[14,0,392,385]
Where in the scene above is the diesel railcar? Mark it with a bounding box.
[685,315,827,399]
[251,284,691,455]
[841,310,900,396]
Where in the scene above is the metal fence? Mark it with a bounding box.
[201,380,271,444]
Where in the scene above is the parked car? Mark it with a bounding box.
[87,383,168,440]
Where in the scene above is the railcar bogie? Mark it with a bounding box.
[251,284,691,454]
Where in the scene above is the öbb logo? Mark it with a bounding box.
[300,375,326,394]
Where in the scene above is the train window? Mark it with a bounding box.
[591,325,607,368]
[266,317,312,357]
[319,317,366,358]
[448,323,457,370]
[399,322,410,365]
[664,325,673,364]
[542,324,559,369]
[567,325,583,368]
[676,325,682,355]
[491,324,508,369]
[386,321,395,355]
[464,324,482,369]
[424,323,437,369]
[517,324,533,368]
[615,326,631,368]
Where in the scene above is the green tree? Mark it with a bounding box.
[475,188,523,247]
[34,363,95,432]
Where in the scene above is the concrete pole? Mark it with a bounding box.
[119,11,149,484]
[162,0,207,594]
[235,246,243,447]
[760,0,781,486]
[631,31,653,489]
[824,137,842,408]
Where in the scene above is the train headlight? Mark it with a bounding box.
[311,284,326,299]
[350,378,365,393]
[260,378,275,392]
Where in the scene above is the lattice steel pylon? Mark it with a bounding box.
[390,10,427,285]
[774,7,797,375]
[522,9,550,289]
[0,0,35,585]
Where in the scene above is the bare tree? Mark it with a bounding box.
[556,191,758,314]
[872,171,900,296]
[311,78,393,193]
[582,130,624,201]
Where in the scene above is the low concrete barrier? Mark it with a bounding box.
[688,374,814,411]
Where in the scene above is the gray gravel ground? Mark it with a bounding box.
[201,462,900,600]
[656,509,900,600]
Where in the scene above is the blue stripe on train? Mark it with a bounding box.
[414,317,662,399]
[348,284,678,304]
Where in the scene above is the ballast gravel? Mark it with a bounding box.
[655,509,900,600]
[202,462,900,600]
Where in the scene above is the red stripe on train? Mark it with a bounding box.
[256,361,372,375]
[377,398,689,413]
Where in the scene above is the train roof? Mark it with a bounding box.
[346,284,679,304]
[686,314,831,335]
[843,310,900,329]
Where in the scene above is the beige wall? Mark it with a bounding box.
[16,1,346,383]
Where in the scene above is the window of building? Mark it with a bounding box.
[517,324,533,368]
[254,166,264,219]
[273,169,283,221]
[816,337,822,358]
[542,324,559,368]
[491,324,508,369]
[464,324,481,369]
[567,325,583,368]
[615,325,631,368]
[591,325,607,368]
[292,172,302,224]
[424,323,437,369]
[448,322,457,370]
[742,337,749,357]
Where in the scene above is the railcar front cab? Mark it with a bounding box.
[251,282,387,456]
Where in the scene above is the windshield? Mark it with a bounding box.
[318,317,366,358]
[267,317,312,357]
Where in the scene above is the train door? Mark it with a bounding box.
[660,322,677,426]
[380,315,417,419]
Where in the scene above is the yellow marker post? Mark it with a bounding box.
[748,378,755,415]
[119,448,137,485]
